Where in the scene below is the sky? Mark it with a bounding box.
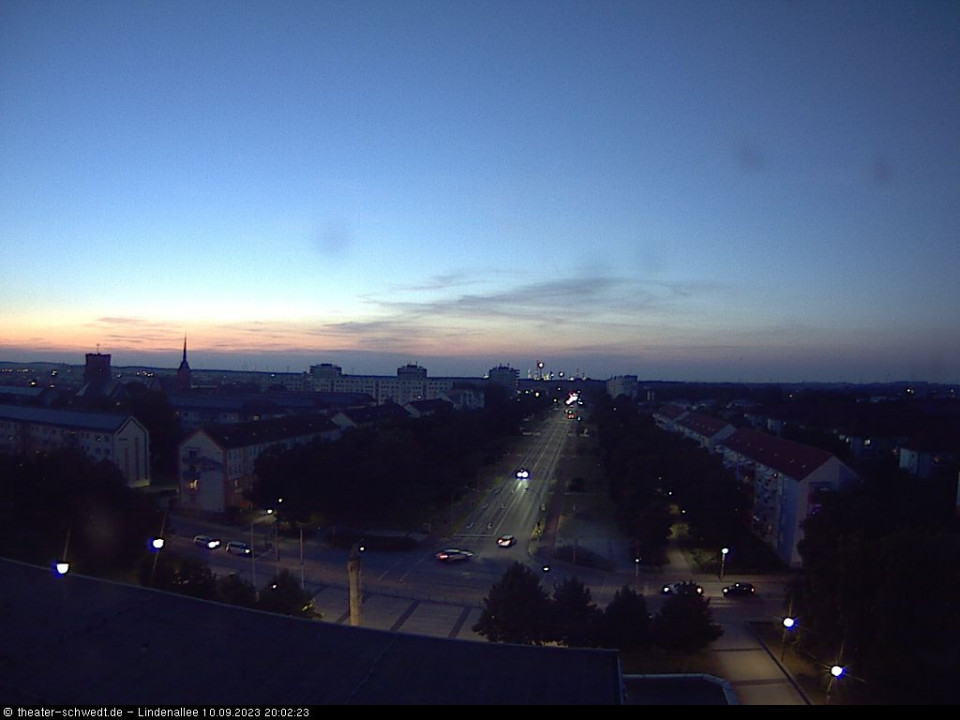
[2,0,959,384]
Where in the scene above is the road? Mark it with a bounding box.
[166,405,810,704]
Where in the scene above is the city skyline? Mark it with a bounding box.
[3,2,959,384]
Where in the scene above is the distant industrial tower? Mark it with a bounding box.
[177,336,192,392]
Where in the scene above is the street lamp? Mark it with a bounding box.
[780,615,796,660]
[250,520,258,601]
[824,636,847,705]
[149,510,167,585]
[54,524,72,576]
[826,663,846,704]
[719,547,729,580]
[299,526,305,590]
[634,556,641,580]
[272,498,283,562]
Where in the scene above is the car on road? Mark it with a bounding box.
[723,582,757,597]
[435,548,473,562]
[662,580,704,596]
[225,541,252,556]
[193,535,221,549]
[496,535,516,548]
[515,468,530,479]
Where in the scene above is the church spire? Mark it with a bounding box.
[177,335,192,391]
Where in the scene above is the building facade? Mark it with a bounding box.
[605,375,638,400]
[307,362,487,405]
[0,404,151,488]
[178,414,340,515]
[720,429,859,568]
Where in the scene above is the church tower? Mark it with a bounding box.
[176,336,192,392]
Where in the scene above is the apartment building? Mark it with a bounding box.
[178,414,340,515]
[720,428,859,568]
[307,362,487,405]
[0,404,150,488]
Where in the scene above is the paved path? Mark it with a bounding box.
[175,508,811,704]
[303,525,811,705]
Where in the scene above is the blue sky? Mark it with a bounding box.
[2,0,958,383]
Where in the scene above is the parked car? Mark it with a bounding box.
[225,541,252,556]
[662,580,703,596]
[723,582,757,598]
[193,535,221,550]
[435,548,473,562]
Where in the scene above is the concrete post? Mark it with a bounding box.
[348,543,362,627]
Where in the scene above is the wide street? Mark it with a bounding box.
[167,407,811,705]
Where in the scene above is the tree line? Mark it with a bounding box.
[592,394,754,567]
[593,390,960,703]
[473,561,723,654]
[248,387,551,526]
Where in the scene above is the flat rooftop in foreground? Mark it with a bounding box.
[0,558,624,705]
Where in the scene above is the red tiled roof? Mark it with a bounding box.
[678,412,732,436]
[655,404,688,420]
[723,429,833,480]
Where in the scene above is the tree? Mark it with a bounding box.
[138,551,178,589]
[216,573,258,609]
[653,594,723,653]
[171,557,217,600]
[473,562,551,645]
[599,585,651,651]
[549,577,602,648]
[256,568,315,618]
[795,483,960,703]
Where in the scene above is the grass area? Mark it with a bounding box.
[675,521,791,577]
[620,646,720,676]
[559,429,605,492]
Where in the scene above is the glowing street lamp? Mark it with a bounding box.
[780,615,796,660]
[149,511,168,585]
[719,547,730,580]
[55,524,72,577]
[826,663,846,704]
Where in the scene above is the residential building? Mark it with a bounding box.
[178,414,340,515]
[487,364,520,394]
[404,397,453,418]
[0,404,150,488]
[308,362,485,405]
[720,429,859,568]
[606,375,638,400]
[676,411,736,452]
[330,402,411,432]
[652,403,689,432]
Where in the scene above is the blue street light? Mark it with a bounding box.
[826,664,846,704]
[780,616,796,660]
